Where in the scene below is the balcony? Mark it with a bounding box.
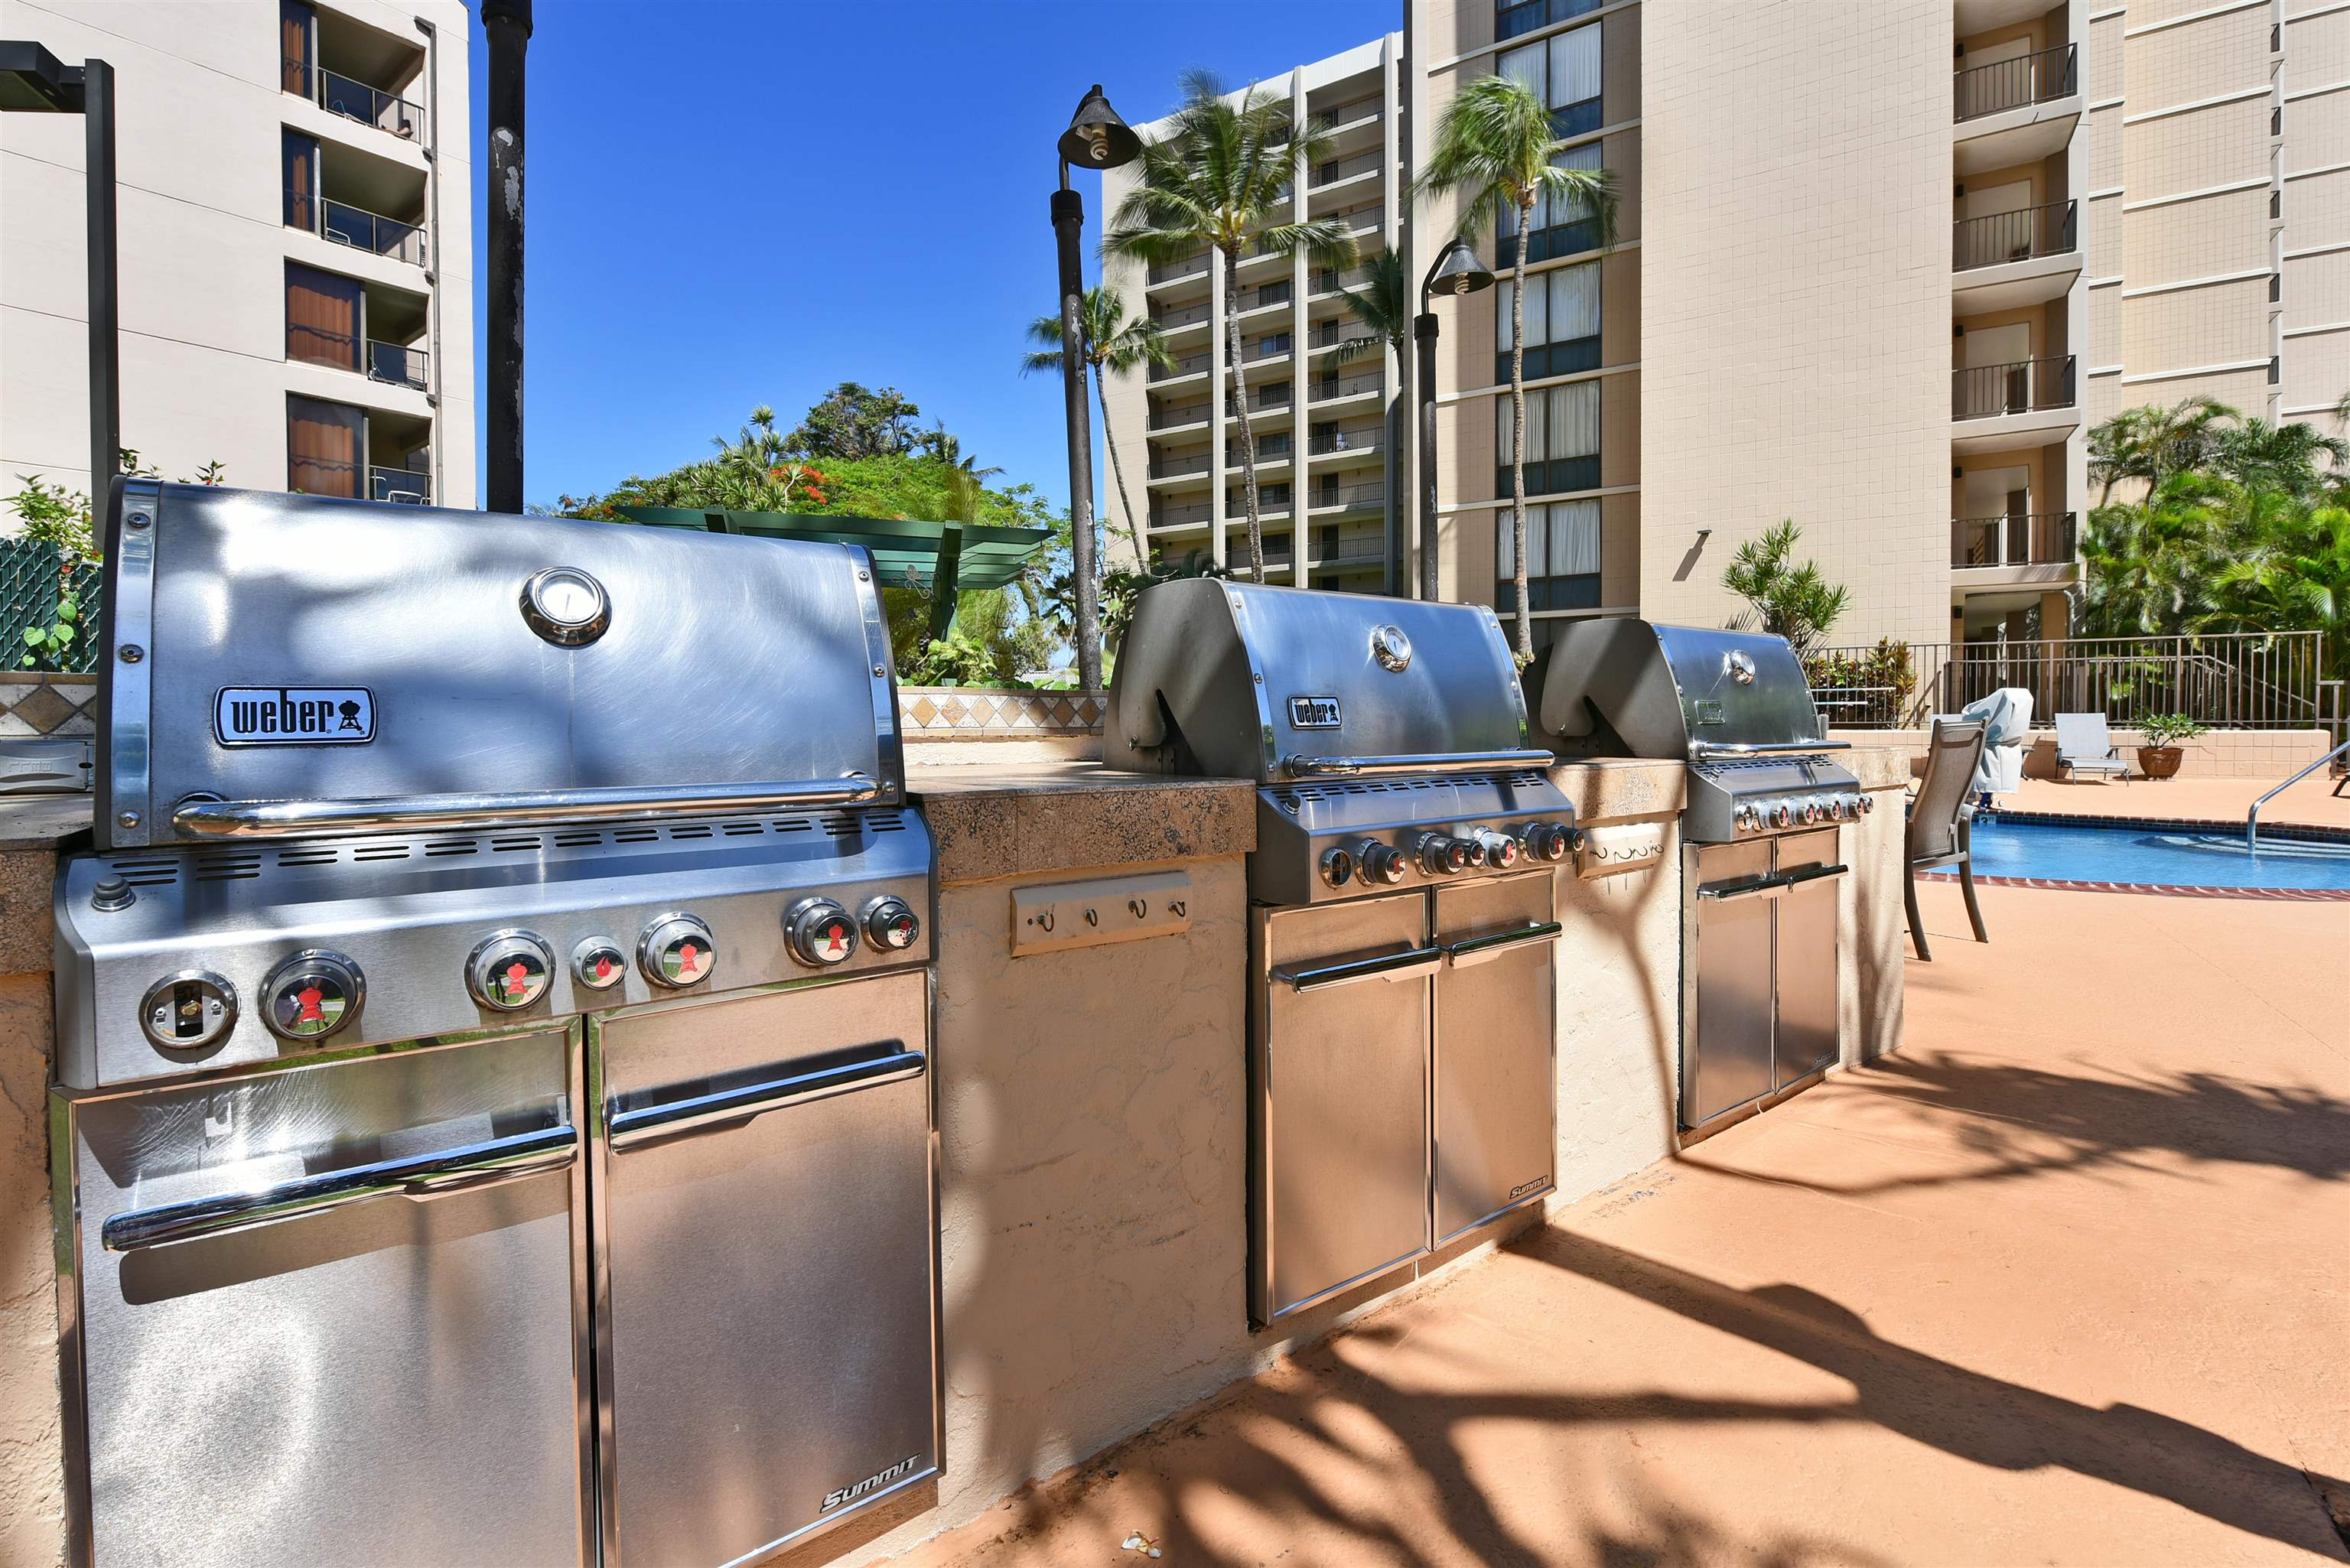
[1317,93,1384,133]
[1309,368,1382,405]
[1153,299,1212,332]
[1951,356,2080,451]
[1954,44,2079,175]
[1951,512,2077,574]
[1149,401,1211,431]
[1149,451,1212,480]
[1149,350,1212,383]
[1310,150,1382,190]
[1237,280,1292,315]
[287,188,426,267]
[1152,498,1213,529]
[1309,425,1385,457]
[1310,481,1386,513]
[287,60,425,147]
[1148,252,1210,288]
[367,340,429,389]
[1953,201,2081,312]
[1227,384,1293,414]
[370,464,431,504]
[1312,265,1375,298]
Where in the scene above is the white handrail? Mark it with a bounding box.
[2247,737,2350,852]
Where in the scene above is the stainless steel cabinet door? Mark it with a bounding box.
[62,1031,589,1568]
[1772,828,1842,1087]
[594,972,937,1568]
[1432,872,1559,1244]
[1254,893,1435,1325]
[1686,840,1776,1127]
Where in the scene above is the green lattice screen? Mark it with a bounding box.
[0,537,103,673]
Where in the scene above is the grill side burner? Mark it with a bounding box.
[54,481,942,1568]
[1112,580,1574,1325]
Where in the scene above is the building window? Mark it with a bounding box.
[286,263,362,371]
[280,0,314,96]
[1229,482,1292,509]
[1497,142,1605,266]
[283,128,320,232]
[1496,499,1602,611]
[1496,0,1602,44]
[1498,22,1603,138]
[288,395,364,497]
[1494,260,1600,382]
[1496,380,1600,498]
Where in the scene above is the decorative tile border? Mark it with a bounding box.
[0,673,98,738]
[900,687,1106,739]
[1919,869,2350,902]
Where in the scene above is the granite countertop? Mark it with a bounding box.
[906,760,1256,883]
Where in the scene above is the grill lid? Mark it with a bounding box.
[1105,580,1543,784]
[1538,619,1824,760]
[96,483,902,849]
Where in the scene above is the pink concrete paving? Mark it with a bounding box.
[2001,773,2350,834]
[888,881,2350,1567]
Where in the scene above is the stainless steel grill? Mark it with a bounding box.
[1538,619,1854,1134]
[1111,581,1572,1325]
[53,482,940,1568]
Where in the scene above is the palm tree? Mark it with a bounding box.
[2078,469,2232,635]
[1414,73,1616,662]
[2213,417,2350,499]
[1317,252,1412,587]
[2085,394,2238,506]
[1021,286,1174,561]
[1106,70,1358,580]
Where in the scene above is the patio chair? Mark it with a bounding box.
[1906,718,1990,963]
[2053,711,2130,783]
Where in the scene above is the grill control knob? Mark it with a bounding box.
[1771,803,1794,829]
[784,898,858,968]
[1458,835,1489,868]
[640,913,718,988]
[1522,822,1575,862]
[1353,841,1408,884]
[1414,833,1470,876]
[573,936,628,991]
[467,929,554,1012]
[1857,792,1875,815]
[861,895,921,951]
[140,971,237,1052]
[1472,829,1522,869]
[1824,797,1846,822]
[1317,846,1356,888]
[260,951,363,1043]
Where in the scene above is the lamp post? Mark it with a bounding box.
[1053,84,1139,693]
[480,0,531,512]
[1413,236,1495,603]
[1,41,118,514]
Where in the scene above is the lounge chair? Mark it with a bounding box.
[1906,718,1990,963]
[2053,711,2130,783]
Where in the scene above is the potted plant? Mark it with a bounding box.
[2135,714,2207,779]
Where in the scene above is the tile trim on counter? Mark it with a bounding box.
[900,687,1105,740]
[0,673,99,737]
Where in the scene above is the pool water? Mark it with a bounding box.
[1926,815,2350,891]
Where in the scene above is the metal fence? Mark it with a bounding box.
[1810,633,2339,735]
[1953,356,2075,419]
[1954,42,2076,121]
[1954,200,2077,271]
[0,537,103,674]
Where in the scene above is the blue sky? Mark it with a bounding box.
[465,0,1392,512]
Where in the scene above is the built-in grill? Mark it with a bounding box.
[1540,620,1858,1132]
[1110,581,1575,1326]
[52,482,940,1568]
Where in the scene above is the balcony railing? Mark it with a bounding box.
[370,466,431,504]
[286,59,426,145]
[1318,93,1384,129]
[1309,426,1385,455]
[1242,337,1292,363]
[1150,401,1211,431]
[1238,280,1292,313]
[1150,451,1211,480]
[1953,356,2075,419]
[1150,350,1211,382]
[1152,499,1213,528]
[1310,150,1383,188]
[1954,201,2078,270]
[1148,252,1209,286]
[289,190,427,266]
[1227,385,1292,413]
[1310,369,1383,403]
[1955,43,2077,122]
[1312,482,1386,511]
[1951,512,2075,568]
[1154,300,1212,330]
[1313,264,1375,297]
[1229,438,1291,464]
[368,340,429,389]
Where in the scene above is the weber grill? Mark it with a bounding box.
[1540,620,1857,1131]
[1110,581,1574,1325]
[52,483,940,1568]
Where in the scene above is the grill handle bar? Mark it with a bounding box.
[1443,921,1564,968]
[608,1049,925,1151]
[1281,749,1556,779]
[170,774,883,838]
[1689,740,1853,759]
[100,1123,578,1253]
[1274,945,1445,992]
[1697,863,1848,903]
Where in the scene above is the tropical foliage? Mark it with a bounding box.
[2078,400,2349,685]
[5,449,223,671]
[1414,72,1616,661]
[1020,285,1173,557]
[1721,520,1849,655]
[1105,69,1359,580]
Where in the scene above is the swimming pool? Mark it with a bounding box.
[1923,815,2350,893]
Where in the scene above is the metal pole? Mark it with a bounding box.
[1053,174,1102,691]
[81,58,118,511]
[481,0,530,512]
[1414,307,1439,602]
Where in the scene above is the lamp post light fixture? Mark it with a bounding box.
[1,41,119,517]
[1053,84,1140,693]
[1414,236,1496,603]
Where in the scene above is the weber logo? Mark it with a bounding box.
[822,1453,924,1512]
[215,688,374,747]
[1287,695,1343,729]
[1693,700,1726,726]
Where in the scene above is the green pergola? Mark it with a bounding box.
[618,508,1054,641]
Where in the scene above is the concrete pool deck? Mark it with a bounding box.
[885,880,2350,1567]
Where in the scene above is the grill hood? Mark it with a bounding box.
[1538,619,1824,760]
[1105,580,1544,784]
[96,482,902,849]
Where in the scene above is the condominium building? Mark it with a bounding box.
[0,0,473,513]
[1100,37,1406,590]
[2084,0,2346,437]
